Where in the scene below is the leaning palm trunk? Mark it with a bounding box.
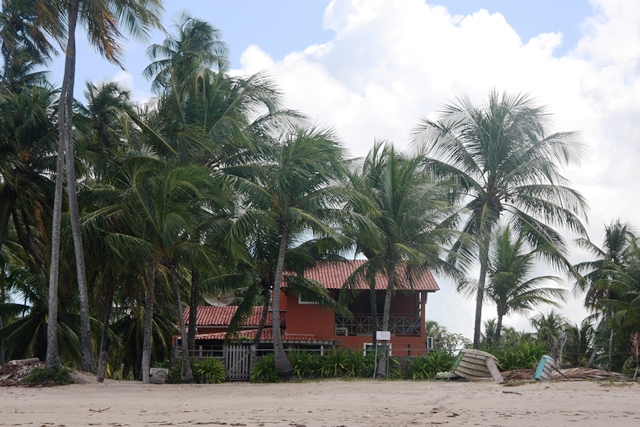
[473,253,490,349]
[272,226,293,377]
[376,265,395,378]
[170,267,193,381]
[141,262,155,384]
[252,287,271,347]
[187,267,200,356]
[97,283,115,382]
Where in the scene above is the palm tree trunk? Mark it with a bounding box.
[97,281,114,382]
[369,283,378,349]
[141,262,155,384]
[46,0,80,371]
[58,0,92,373]
[473,258,489,349]
[495,311,504,347]
[252,286,271,347]
[0,187,16,251]
[187,267,200,356]
[170,267,193,382]
[376,264,395,379]
[272,226,293,377]
[0,282,5,364]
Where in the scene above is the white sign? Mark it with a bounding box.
[376,331,391,341]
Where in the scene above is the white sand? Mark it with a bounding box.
[1,379,639,426]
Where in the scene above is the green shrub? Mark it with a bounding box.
[319,349,350,378]
[250,354,280,383]
[22,367,72,386]
[193,358,226,384]
[490,341,547,371]
[409,352,455,380]
[290,350,320,379]
[387,356,403,379]
[169,362,183,383]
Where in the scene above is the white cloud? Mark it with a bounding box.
[234,0,640,337]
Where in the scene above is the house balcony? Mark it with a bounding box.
[335,314,421,337]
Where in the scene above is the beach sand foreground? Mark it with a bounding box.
[1,379,639,427]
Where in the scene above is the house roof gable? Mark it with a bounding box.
[184,306,284,327]
[291,260,440,291]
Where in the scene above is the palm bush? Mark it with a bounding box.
[319,349,349,378]
[409,352,456,380]
[193,358,226,384]
[490,341,547,371]
[250,355,280,383]
[290,350,320,379]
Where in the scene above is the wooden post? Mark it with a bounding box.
[485,358,504,383]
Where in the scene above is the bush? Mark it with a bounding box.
[490,341,547,371]
[409,352,455,380]
[250,354,280,383]
[193,358,226,384]
[22,367,72,386]
[290,350,320,379]
[319,349,351,378]
[169,363,183,383]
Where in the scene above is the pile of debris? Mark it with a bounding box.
[0,358,43,386]
[502,367,628,382]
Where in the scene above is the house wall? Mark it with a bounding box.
[283,290,335,338]
[282,289,429,356]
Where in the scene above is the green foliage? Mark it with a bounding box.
[170,359,227,384]
[193,358,226,384]
[319,349,349,378]
[290,350,320,378]
[489,341,547,371]
[22,367,72,386]
[250,355,280,383]
[408,352,455,380]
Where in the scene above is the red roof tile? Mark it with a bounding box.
[195,329,321,342]
[184,306,285,327]
[288,260,440,291]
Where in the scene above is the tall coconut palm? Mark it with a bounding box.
[44,0,163,371]
[574,219,636,366]
[413,90,588,348]
[483,226,565,346]
[143,12,228,94]
[343,141,452,377]
[230,126,346,377]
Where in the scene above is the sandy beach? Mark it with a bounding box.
[1,379,639,427]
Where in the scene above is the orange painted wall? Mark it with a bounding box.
[281,289,429,355]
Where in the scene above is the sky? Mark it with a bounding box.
[49,0,640,339]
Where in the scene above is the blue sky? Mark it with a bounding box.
[47,0,640,337]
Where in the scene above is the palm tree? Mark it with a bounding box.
[484,226,565,345]
[230,126,346,377]
[531,309,567,351]
[343,141,452,377]
[143,12,228,94]
[44,0,163,371]
[413,90,588,348]
[574,219,636,367]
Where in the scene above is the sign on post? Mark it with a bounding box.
[376,331,391,341]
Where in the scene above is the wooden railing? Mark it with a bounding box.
[335,314,421,336]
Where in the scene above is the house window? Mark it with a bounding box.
[363,342,392,356]
[298,295,319,305]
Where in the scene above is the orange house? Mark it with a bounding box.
[185,260,440,357]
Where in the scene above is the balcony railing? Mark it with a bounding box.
[335,314,421,336]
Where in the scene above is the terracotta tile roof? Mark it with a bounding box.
[288,260,440,291]
[195,328,320,342]
[183,306,285,327]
